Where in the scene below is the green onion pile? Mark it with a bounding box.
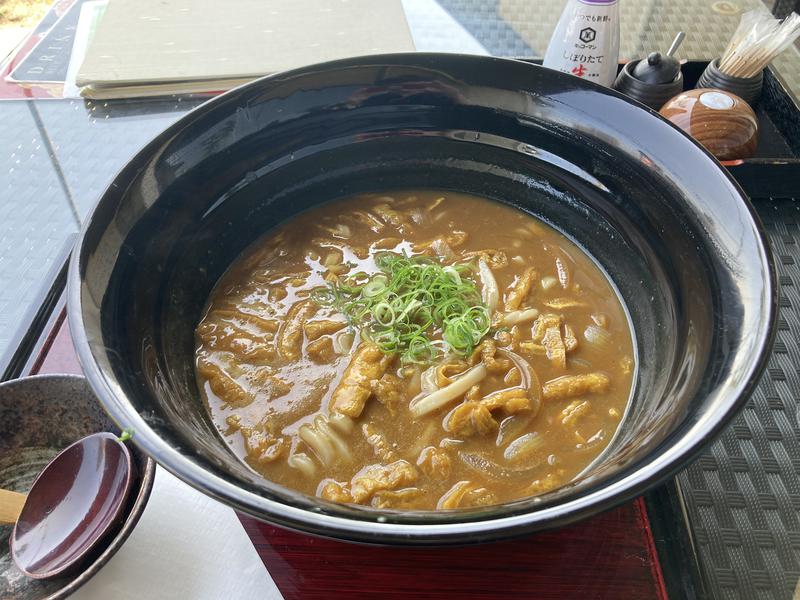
[311,252,490,364]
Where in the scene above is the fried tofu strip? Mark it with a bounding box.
[372,203,408,228]
[196,359,252,407]
[207,309,280,333]
[197,310,279,363]
[544,298,588,310]
[319,460,418,505]
[444,402,498,437]
[541,326,566,369]
[417,446,452,479]
[413,231,468,252]
[371,488,423,509]
[524,313,569,368]
[561,400,590,428]
[306,337,336,363]
[480,388,531,414]
[463,249,508,269]
[504,267,538,311]
[277,300,318,360]
[370,373,406,416]
[542,372,611,402]
[304,319,346,341]
[350,461,416,503]
[563,324,579,353]
[240,427,288,465]
[531,313,562,341]
[469,339,511,374]
[444,387,531,438]
[329,343,393,417]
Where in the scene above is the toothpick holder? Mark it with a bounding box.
[696,59,763,105]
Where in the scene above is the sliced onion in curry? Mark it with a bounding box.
[503,432,545,462]
[298,414,352,466]
[540,275,559,290]
[420,363,440,394]
[332,330,355,354]
[496,414,533,447]
[430,238,456,261]
[298,425,335,466]
[405,365,422,397]
[494,348,542,419]
[459,451,543,480]
[477,259,499,313]
[499,308,540,327]
[584,324,613,348]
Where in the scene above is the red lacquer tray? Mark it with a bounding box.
[34,314,669,600]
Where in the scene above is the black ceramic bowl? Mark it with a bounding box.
[68,54,776,545]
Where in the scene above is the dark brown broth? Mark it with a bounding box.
[195,191,635,510]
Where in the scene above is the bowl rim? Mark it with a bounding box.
[0,374,157,598]
[67,52,778,544]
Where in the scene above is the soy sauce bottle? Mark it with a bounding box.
[543,0,621,87]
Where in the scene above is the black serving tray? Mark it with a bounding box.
[682,61,800,199]
[522,59,800,199]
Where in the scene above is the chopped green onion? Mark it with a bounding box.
[362,276,388,298]
[407,335,436,363]
[372,302,395,326]
[310,288,337,306]
[443,266,462,284]
[310,251,490,363]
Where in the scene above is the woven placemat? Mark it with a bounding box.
[677,198,800,600]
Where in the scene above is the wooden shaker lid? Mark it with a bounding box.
[659,89,758,160]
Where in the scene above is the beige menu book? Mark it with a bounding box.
[76,0,415,98]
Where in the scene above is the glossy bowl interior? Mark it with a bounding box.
[69,54,775,544]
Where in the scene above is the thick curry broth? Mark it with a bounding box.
[195,191,634,510]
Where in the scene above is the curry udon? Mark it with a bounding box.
[195,191,634,510]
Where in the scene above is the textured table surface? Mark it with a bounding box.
[677,199,800,600]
